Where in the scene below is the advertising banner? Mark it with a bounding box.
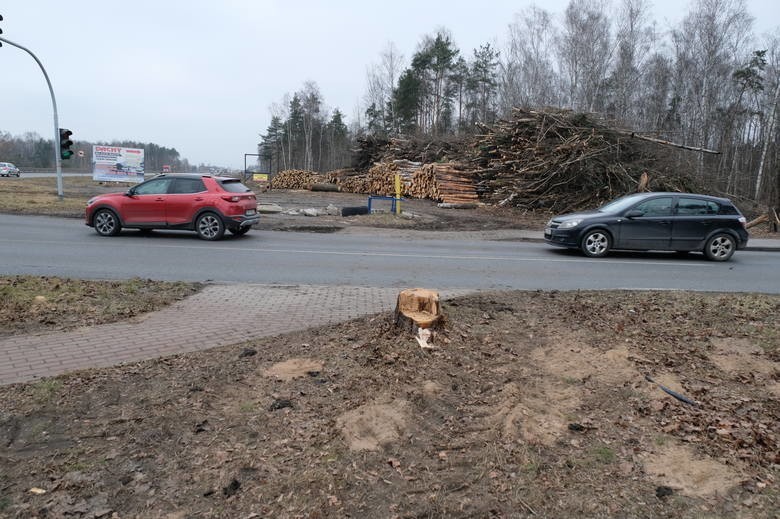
[92,146,145,182]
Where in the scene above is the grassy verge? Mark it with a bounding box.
[0,177,133,217]
[0,276,202,338]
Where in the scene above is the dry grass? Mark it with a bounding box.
[0,177,132,217]
[0,275,202,338]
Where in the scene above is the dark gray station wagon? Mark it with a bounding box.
[544,192,749,261]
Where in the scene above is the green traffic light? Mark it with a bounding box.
[59,128,74,160]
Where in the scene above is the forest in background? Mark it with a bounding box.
[258,0,780,206]
[0,133,193,174]
[2,0,778,206]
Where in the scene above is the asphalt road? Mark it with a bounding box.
[1,214,778,293]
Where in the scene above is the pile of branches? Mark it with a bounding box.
[354,135,468,170]
[270,169,324,190]
[470,109,700,212]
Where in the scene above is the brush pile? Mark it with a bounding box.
[354,136,467,170]
[470,109,700,212]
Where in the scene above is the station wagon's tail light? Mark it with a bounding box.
[222,195,241,202]
[738,216,746,229]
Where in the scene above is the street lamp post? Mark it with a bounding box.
[0,35,65,199]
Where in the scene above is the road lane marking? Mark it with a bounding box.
[1,238,718,268]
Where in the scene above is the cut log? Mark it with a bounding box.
[310,182,340,192]
[621,131,721,155]
[394,288,442,335]
[746,214,769,229]
[637,172,649,192]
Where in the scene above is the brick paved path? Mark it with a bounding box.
[0,284,472,386]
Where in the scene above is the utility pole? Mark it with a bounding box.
[0,31,65,199]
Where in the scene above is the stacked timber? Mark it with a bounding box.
[270,169,324,190]
[338,174,372,194]
[366,161,426,195]
[409,163,479,204]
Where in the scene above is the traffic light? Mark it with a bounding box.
[59,128,73,160]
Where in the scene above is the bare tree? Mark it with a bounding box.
[754,33,780,201]
[557,0,613,112]
[364,42,405,135]
[269,99,289,171]
[299,81,322,171]
[670,0,753,176]
[500,6,559,113]
[608,0,655,123]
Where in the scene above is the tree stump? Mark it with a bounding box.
[394,288,443,341]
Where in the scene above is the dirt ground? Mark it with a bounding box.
[1,290,778,518]
[254,187,780,238]
[254,188,550,234]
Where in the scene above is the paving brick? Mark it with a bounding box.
[0,284,472,386]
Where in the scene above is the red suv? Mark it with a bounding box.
[85,174,259,240]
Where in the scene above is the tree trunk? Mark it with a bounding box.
[393,288,443,334]
[755,80,780,200]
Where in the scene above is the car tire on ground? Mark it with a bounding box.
[704,233,736,261]
[93,209,121,237]
[229,226,250,236]
[341,206,369,216]
[580,229,611,258]
[196,212,225,241]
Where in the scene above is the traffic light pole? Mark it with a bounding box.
[0,35,64,199]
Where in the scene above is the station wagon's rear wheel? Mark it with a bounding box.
[93,209,121,237]
[196,212,225,241]
[581,229,611,258]
[704,233,736,261]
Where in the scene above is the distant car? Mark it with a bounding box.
[85,173,259,240]
[544,192,748,261]
[0,162,20,177]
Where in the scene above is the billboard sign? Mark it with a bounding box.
[92,146,145,182]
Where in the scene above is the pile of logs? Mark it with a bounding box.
[470,109,700,212]
[408,163,479,204]
[321,161,478,204]
[270,169,324,190]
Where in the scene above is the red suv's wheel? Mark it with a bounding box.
[93,209,121,236]
[196,212,225,241]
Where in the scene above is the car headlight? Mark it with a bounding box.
[87,197,98,206]
[559,219,582,229]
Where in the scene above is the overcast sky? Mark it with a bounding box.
[1,0,778,169]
